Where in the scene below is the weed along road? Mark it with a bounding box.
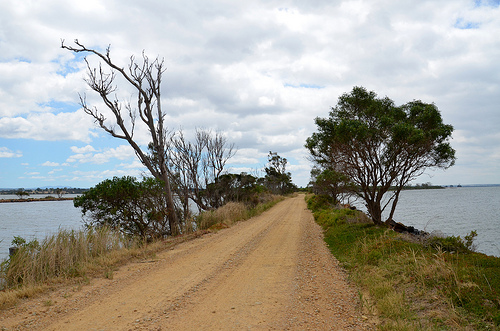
[0,195,374,330]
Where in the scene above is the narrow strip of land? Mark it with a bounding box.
[0,195,374,330]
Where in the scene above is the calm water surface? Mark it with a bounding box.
[0,198,83,261]
[372,186,499,257]
[1,188,499,260]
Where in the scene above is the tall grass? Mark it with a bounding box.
[195,194,284,230]
[306,194,500,330]
[0,226,144,309]
[1,227,133,289]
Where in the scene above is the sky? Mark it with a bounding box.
[0,0,499,189]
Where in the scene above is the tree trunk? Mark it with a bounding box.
[366,200,383,225]
[160,169,179,235]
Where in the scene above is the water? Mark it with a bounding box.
[1,188,499,260]
[355,186,500,257]
[0,199,84,261]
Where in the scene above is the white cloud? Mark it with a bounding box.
[118,160,147,170]
[0,0,499,187]
[70,145,96,154]
[0,110,97,142]
[229,148,265,165]
[0,147,22,158]
[67,144,135,165]
[25,172,40,176]
[69,168,143,183]
[42,161,60,166]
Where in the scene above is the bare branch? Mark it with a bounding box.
[63,39,181,234]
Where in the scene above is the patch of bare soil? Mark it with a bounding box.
[0,195,376,330]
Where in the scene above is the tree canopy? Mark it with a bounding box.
[306,86,456,225]
[262,151,296,195]
[74,176,170,240]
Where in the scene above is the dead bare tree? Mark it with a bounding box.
[167,128,236,212]
[61,39,180,235]
[167,129,207,217]
[203,130,236,208]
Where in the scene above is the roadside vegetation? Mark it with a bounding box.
[306,194,500,330]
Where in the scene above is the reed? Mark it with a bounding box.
[0,227,132,290]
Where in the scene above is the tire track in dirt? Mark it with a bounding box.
[160,197,303,330]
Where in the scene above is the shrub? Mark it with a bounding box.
[426,230,477,254]
[74,176,171,240]
[306,194,336,212]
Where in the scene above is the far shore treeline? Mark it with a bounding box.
[0,187,88,195]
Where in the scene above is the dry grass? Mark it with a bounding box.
[195,195,284,231]
[1,227,132,289]
[0,232,201,310]
[0,227,145,309]
[353,231,466,330]
[0,285,48,309]
[196,202,248,230]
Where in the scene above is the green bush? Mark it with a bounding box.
[306,194,336,212]
[427,230,477,254]
[74,176,171,240]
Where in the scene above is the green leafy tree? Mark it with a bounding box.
[309,167,354,204]
[206,172,262,206]
[74,176,170,240]
[306,86,455,225]
[263,151,296,195]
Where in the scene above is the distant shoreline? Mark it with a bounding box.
[0,197,74,203]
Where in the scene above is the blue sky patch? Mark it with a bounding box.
[474,0,500,8]
[55,52,86,77]
[15,57,31,63]
[454,18,480,29]
[284,83,324,89]
[38,100,81,114]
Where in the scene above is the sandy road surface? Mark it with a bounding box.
[0,195,375,330]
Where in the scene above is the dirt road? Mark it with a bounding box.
[0,195,374,330]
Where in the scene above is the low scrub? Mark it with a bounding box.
[196,202,248,230]
[306,194,500,330]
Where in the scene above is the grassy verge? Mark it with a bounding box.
[306,194,500,330]
[0,194,285,309]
